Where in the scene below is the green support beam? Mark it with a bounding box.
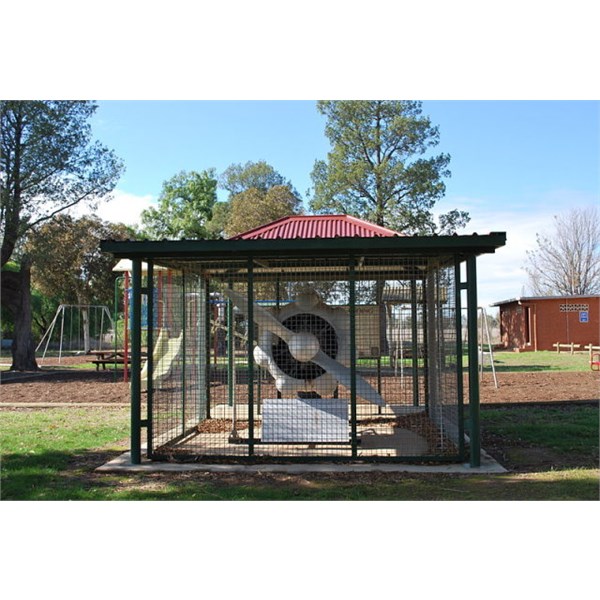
[466,255,481,467]
[130,259,142,465]
[247,259,255,456]
[146,260,154,458]
[349,259,358,458]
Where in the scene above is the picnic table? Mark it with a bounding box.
[88,350,127,370]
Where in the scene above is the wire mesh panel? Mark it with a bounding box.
[143,253,464,462]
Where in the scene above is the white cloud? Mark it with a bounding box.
[436,195,560,310]
[68,189,155,227]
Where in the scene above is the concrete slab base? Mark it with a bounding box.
[96,448,507,474]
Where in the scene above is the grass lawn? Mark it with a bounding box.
[483,350,593,372]
[1,403,597,500]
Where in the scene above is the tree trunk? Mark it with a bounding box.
[7,262,39,371]
[81,306,91,353]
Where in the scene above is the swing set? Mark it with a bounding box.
[36,304,115,364]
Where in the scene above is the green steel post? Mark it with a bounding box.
[130,259,143,464]
[247,260,255,456]
[349,260,358,457]
[146,261,154,457]
[422,277,429,409]
[113,275,123,383]
[227,280,234,407]
[466,255,481,467]
[205,278,211,419]
[454,258,465,460]
[181,271,187,436]
[410,279,419,406]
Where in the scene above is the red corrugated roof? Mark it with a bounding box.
[230,215,404,240]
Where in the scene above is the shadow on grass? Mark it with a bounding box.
[0,449,125,500]
[1,448,598,501]
[483,364,555,373]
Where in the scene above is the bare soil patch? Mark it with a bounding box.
[1,365,597,405]
[478,371,599,403]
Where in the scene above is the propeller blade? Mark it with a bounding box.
[223,288,293,344]
[312,350,385,407]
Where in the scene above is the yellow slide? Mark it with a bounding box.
[140,329,183,391]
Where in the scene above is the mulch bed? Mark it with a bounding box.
[1,368,596,405]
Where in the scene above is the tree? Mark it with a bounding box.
[139,169,217,240]
[1,101,124,370]
[25,215,133,351]
[220,160,298,197]
[224,185,302,237]
[309,100,469,234]
[204,201,230,239]
[525,206,600,296]
[218,160,301,238]
[26,214,133,305]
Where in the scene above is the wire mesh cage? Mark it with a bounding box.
[103,228,505,465]
[139,253,465,463]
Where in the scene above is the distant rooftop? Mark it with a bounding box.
[492,294,600,306]
[230,214,404,240]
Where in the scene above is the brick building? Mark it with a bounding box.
[492,295,600,352]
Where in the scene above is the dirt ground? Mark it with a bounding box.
[0,359,598,405]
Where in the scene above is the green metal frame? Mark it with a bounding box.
[466,255,481,467]
[105,232,505,467]
[130,259,142,464]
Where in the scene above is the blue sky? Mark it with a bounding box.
[87,100,599,309]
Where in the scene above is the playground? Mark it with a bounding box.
[1,352,597,406]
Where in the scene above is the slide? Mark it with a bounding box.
[140,329,184,391]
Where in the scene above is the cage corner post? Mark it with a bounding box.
[466,255,481,468]
[130,258,143,465]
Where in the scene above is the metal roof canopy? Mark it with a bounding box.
[102,233,506,283]
[230,214,405,240]
[101,232,507,265]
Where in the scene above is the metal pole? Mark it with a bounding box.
[455,259,465,460]
[247,259,255,456]
[227,280,234,408]
[205,278,212,419]
[58,305,65,364]
[146,261,154,458]
[124,271,130,383]
[466,255,480,467]
[410,280,419,406]
[113,277,120,382]
[130,259,143,465]
[349,259,358,458]
[181,271,187,437]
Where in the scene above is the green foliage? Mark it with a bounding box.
[220,160,298,197]
[140,169,218,240]
[216,160,302,238]
[0,100,124,267]
[310,100,469,234]
[224,185,301,237]
[25,214,133,306]
[0,100,123,369]
[204,201,230,239]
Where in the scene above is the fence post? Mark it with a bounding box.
[466,255,480,468]
[130,259,142,465]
